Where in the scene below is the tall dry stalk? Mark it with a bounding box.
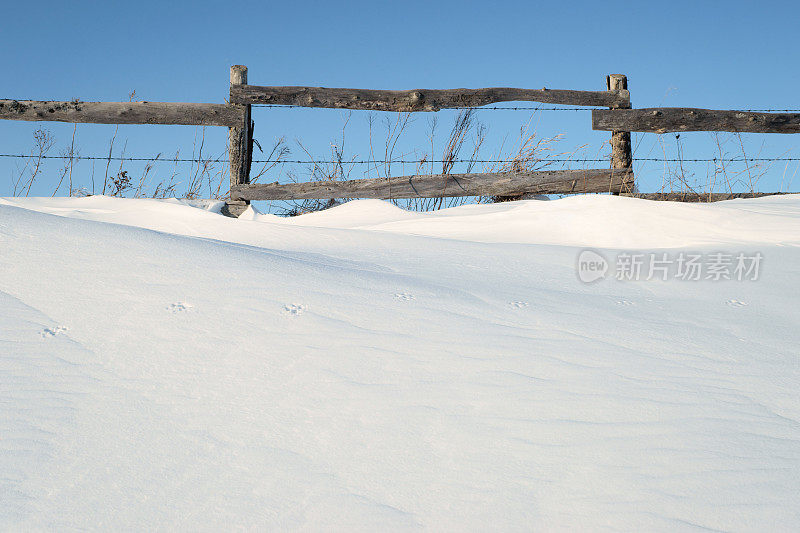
[102,126,118,195]
[13,128,55,197]
[52,125,78,197]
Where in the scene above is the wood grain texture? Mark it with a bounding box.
[227,65,252,215]
[593,108,800,134]
[230,168,634,201]
[0,100,244,127]
[606,75,632,171]
[230,85,630,111]
[621,192,794,202]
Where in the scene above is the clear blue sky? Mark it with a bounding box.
[2,0,799,199]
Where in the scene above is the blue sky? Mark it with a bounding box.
[2,0,799,199]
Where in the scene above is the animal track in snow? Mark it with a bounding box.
[726,299,748,308]
[41,326,68,338]
[615,299,635,306]
[394,292,415,301]
[509,301,529,309]
[283,304,306,316]
[168,302,193,313]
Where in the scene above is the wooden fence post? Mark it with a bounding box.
[607,74,633,193]
[224,65,252,217]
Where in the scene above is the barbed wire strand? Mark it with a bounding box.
[1,153,799,164]
[252,104,800,112]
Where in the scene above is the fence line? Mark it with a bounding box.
[252,104,800,112]
[2,65,798,214]
[2,153,798,164]
[0,154,800,165]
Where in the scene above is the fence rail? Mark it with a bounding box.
[621,192,794,202]
[229,85,630,111]
[0,100,245,127]
[230,169,633,201]
[593,108,800,134]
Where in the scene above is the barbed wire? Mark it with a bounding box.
[2,153,799,164]
[254,157,800,164]
[253,104,800,112]
[0,153,227,163]
[252,105,599,111]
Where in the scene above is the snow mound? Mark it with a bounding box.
[1,194,799,530]
[274,195,800,248]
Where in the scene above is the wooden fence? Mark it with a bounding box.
[225,70,636,213]
[1,65,797,215]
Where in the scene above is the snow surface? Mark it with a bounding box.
[1,194,799,531]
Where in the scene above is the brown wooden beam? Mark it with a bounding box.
[0,100,245,127]
[230,168,634,201]
[230,85,630,111]
[621,192,795,202]
[593,108,800,134]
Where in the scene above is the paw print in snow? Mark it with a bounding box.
[168,302,193,313]
[283,304,306,316]
[41,326,68,338]
[394,292,415,301]
[726,299,747,308]
[509,301,529,309]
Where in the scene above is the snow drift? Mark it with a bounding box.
[1,194,799,531]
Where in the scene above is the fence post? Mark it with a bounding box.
[224,65,252,217]
[607,74,632,194]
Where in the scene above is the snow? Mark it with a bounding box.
[1,194,799,531]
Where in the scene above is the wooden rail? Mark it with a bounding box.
[230,168,634,201]
[621,192,794,202]
[0,100,246,127]
[230,85,630,111]
[593,108,800,134]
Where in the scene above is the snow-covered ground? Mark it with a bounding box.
[1,194,799,531]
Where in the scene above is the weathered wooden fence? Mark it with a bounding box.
[2,65,797,214]
[225,69,636,214]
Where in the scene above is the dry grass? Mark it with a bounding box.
[652,132,790,198]
[12,128,55,197]
[272,113,358,216]
[486,115,583,202]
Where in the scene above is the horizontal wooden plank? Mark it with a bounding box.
[621,192,795,202]
[0,100,246,127]
[230,85,630,111]
[593,108,800,134]
[230,168,634,201]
